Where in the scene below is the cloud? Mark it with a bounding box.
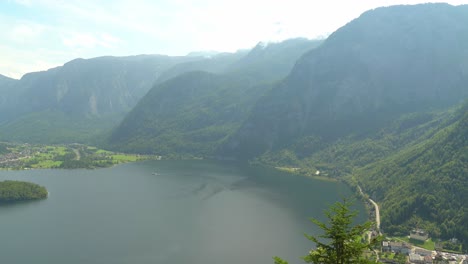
[100,33,121,48]
[62,33,98,48]
[13,0,32,7]
[62,32,122,49]
[8,23,45,43]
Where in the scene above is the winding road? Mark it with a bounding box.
[357,185,381,233]
[369,198,380,232]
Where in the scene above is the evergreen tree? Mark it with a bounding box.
[274,199,379,264]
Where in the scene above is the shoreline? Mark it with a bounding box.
[274,166,338,182]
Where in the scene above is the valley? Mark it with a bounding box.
[0,1,467,261]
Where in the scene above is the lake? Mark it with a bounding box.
[0,160,365,264]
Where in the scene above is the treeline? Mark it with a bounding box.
[0,180,48,202]
[59,158,113,169]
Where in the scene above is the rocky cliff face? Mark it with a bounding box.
[0,55,199,143]
[10,55,196,119]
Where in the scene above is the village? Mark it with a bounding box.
[0,143,45,168]
[358,183,466,264]
[377,229,467,264]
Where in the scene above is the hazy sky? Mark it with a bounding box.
[1,0,467,79]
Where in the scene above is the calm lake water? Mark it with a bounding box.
[0,160,364,264]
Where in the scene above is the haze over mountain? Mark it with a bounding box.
[0,51,248,143]
[108,38,320,155]
[156,50,248,83]
[0,55,200,142]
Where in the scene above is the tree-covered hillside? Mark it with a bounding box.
[108,71,272,156]
[108,38,321,156]
[250,101,467,249]
[355,103,467,242]
[223,3,468,159]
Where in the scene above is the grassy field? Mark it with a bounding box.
[0,143,156,170]
[393,236,436,250]
[110,154,139,162]
[30,160,62,168]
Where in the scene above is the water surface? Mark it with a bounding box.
[0,160,364,264]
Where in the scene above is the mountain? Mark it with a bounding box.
[0,74,18,98]
[226,38,323,83]
[0,55,202,143]
[0,39,317,144]
[353,102,467,243]
[0,74,20,122]
[108,38,321,155]
[223,3,468,159]
[4,55,196,119]
[0,74,17,83]
[109,71,270,155]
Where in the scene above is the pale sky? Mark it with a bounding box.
[1,0,467,79]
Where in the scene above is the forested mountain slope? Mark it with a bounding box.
[223,3,468,159]
[108,38,321,155]
[109,71,270,155]
[355,103,467,244]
